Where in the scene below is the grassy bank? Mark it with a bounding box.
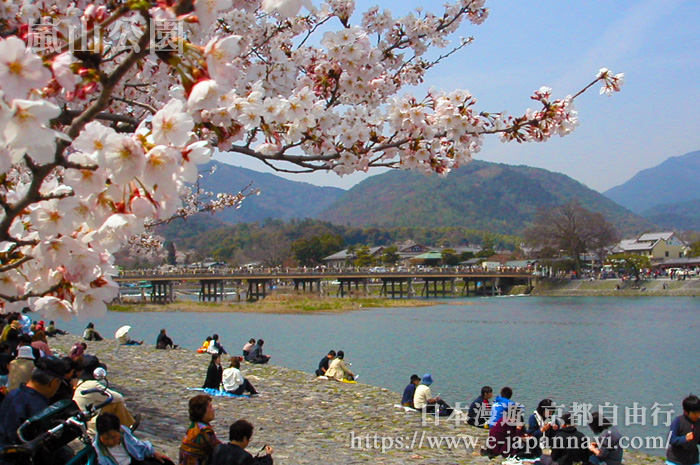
[532,278,700,296]
[109,294,439,313]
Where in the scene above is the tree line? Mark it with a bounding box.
[120,218,522,268]
[125,202,698,273]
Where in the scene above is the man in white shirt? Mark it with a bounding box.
[413,374,453,417]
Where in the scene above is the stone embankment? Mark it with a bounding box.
[51,337,659,464]
[531,278,700,297]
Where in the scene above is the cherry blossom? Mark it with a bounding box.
[0,0,623,319]
[151,99,194,148]
[195,0,233,29]
[0,36,51,100]
[261,0,312,18]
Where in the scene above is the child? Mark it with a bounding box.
[667,394,700,465]
[94,412,174,465]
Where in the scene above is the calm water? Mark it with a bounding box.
[54,296,700,454]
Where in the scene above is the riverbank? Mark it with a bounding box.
[49,336,659,464]
[110,294,439,313]
[531,278,700,297]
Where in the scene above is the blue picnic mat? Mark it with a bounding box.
[187,388,250,398]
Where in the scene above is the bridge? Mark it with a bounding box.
[115,268,538,303]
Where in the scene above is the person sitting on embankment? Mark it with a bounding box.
[222,357,259,397]
[324,350,355,382]
[315,350,335,377]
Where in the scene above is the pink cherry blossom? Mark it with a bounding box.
[195,0,232,29]
[0,36,51,100]
[262,0,313,18]
[51,52,78,93]
[151,99,194,148]
[34,296,75,321]
[205,36,244,86]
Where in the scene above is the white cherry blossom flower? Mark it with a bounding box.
[130,195,156,218]
[180,141,212,183]
[143,145,178,188]
[205,35,244,85]
[103,134,146,185]
[195,0,232,29]
[151,98,194,147]
[34,296,75,321]
[64,153,107,196]
[187,80,221,112]
[5,99,62,164]
[0,269,22,297]
[0,36,51,100]
[61,246,101,283]
[73,122,117,158]
[97,213,143,253]
[34,236,80,270]
[262,0,313,18]
[29,198,79,237]
[51,52,78,92]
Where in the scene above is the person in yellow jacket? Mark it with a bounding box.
[324,350,355,381]
[197,336,212,353]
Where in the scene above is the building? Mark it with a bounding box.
[615,232,687,262]
[323,246,384,268]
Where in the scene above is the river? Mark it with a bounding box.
[53,295,700,455]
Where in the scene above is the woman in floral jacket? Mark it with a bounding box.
[179,395,221,465]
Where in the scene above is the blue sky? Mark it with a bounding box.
[215,0,700,193]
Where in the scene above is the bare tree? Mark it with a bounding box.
[524,201,620,273]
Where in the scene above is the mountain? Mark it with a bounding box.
[603,150,700,214]
[199,162,344,223]
[642,199,700,231]
[318,160,654,236]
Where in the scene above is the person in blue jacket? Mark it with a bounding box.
[484,387,525,458]
[401,374,421,409]
[94,412,174,465]
[488,386,517,427]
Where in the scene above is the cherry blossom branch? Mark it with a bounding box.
[48,5,131,59]
[0,282,64,303]
[0,256,32,274]
[381,2,484,57]
[57,110,140,128]
[112,96,158,114]
[1,17,151,244]
[147,182,258,226]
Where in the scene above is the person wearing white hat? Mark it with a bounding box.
[413,373,453,417]
[7,345,35,391]
[73,367,138,435]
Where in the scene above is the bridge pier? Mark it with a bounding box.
[247,279,269,301]
[379,278,414,299]
[293,278,322,294]
[151,280,174,304]
[337,278,367,297]
[421,278,455,298]
[199,280,224,302]
[461,279,472,296]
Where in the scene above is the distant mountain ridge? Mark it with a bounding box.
[642,198,700,231]
[604,150,700,214]
[199,162,344,223]
[317,160,654,236]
